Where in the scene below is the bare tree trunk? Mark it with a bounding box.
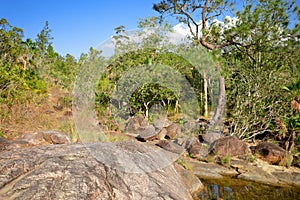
[144,102,149,119]
[209,63,226,129]
[211,76,225,126]
[203,71,208,118]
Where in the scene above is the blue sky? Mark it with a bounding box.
[1,1,299,58]
[1,0,162,58]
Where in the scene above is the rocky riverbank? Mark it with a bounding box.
[0,114,299,199]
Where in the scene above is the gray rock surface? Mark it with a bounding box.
[188,159,238,179]
[174,163,204,196]
[201,130,222,145]
[136,125,157,141]
[184,157,300,188]
[0,142,192,200]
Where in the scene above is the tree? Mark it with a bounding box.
[36,21,53,56]
[0,18,47,106]
[219,0,299,140]
[95,18,208,127]
[0,18,24,64]
[153,0,234,129]
[154,0,300,142]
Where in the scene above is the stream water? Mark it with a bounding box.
[195,178,300,200]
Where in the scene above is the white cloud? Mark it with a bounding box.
[173,23,192,36]
[167,23,192,44]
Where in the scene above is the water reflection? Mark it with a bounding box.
[197,178,300,200]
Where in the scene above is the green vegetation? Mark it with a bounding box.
[154,0,300,151]
[0,18,79,137]
[95,47,206,120]
[176,158,192,170]
[220,154,231,165]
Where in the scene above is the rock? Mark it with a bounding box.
[136,125,157,141]
[125,117,140,133]
[138,114,149,125]
[140,118,150,127]
[235,158,300,187]
[20,131,45,145]
[229,159,280,185]
[188,159,238,179]
[272,171,300,187]
[209,136,250,157]
[183,157,300,188]
[0,137,10,151]
[253,142,291,166]
[186,137,209,158]
[201,130,222,144]
[12,130,71,147]
[161,139,185,154]
[174,163,204,196]
[165,123,181,139]
[182,121,199,133]
[292,154,300,168]
[0,142,193,200]
[155,140,169,148]
[230,159,249,173]
[153,118,172,130]
[125,114,147,133]
[42,130,71,144]
[155,137,192,155]
[156,127,168,140]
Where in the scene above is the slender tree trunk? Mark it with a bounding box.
[144,102,149,119]
[203,71,208,118]
[209,62,226,129]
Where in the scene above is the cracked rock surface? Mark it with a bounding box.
[0,141,192,200]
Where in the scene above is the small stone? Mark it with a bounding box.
[42,130,71,144]
[63,109,72,116]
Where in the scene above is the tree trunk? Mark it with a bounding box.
[203,71,208,118]
[209,62,226,129]
[144,102,149,119]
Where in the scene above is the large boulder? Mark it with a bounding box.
[209,136,250,157]
[0,141,193,200]
[252,142,293,166]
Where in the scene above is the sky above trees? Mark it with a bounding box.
[2,0,299,58]
[1,0,161,58]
